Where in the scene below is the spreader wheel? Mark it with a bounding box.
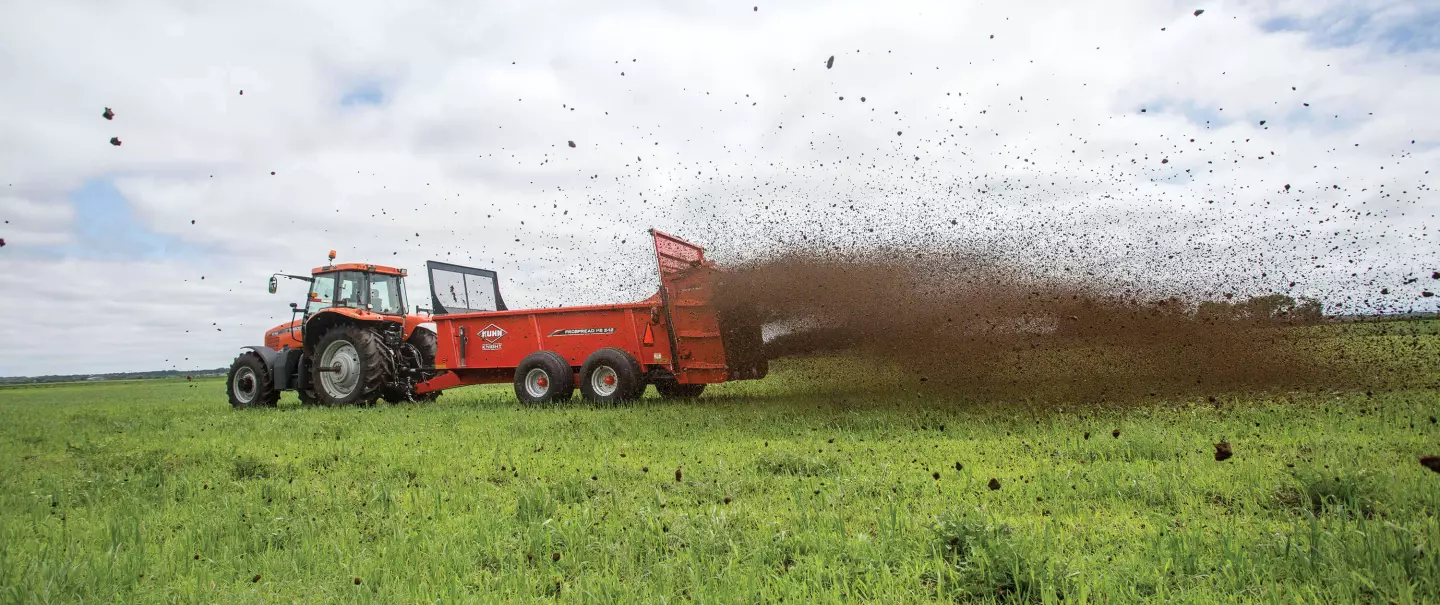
[311,325,390,406]
[227,351,279,409]
[514,351,575,405]
[579,348,643,405]
[655,381,706,399]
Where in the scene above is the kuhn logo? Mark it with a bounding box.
[479,324,507,343]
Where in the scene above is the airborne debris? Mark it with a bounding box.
[987,478,1001,490]
[109,137,121,146]
[1421,456,1440,474]
[1214,441,1233,461]
[102,107,114,120]
[568,141,576,148]
[1193,9,1205,16]
[826,55,834,69]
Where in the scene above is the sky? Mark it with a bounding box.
[0,0,1437,376]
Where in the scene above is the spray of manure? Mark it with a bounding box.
[715,249,1386,402]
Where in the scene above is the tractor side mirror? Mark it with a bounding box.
[290,302,299,310]
[268,276,278,294]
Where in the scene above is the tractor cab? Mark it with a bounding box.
[262,251,421,352]
[304,263,409,317]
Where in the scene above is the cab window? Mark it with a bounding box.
[307,274,336,314]
[369,274,406,315]
[336,272,365,308]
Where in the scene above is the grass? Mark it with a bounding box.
[2,324,1439,603]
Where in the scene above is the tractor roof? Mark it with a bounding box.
[312,262,407,277]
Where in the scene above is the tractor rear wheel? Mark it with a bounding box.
[579,348,643,405]
[410,329,442,402]
[655,381,705,399]
[514,351,574,405]
[227,352,279,409]
[312,325,390,405]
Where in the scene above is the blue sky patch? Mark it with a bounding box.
[340,82,385,107]
[54,178,203,261]
[1262,7,1440,53]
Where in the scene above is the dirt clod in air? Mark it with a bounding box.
[109,137,121,146]
[675,467,683,482]
[826,56,834,69]
[1214,441,1233,461]
[1112,429,1121,438]
[1193,9,1205,16]
[987,478,1001,490]
[102,107,114,120]
[568,141,576,148]
[1421,456,1440,474]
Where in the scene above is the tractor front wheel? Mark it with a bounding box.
[227,352,279,409]
[312,326,390,405]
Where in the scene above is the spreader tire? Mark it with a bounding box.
[312,325,390,406]
[227,352,279,409]
[514,351,574,405]
[655,381,706,399]
[579,348,643,405]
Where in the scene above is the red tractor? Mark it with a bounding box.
[226,230,767,408]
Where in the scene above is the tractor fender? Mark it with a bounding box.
[241,345,281,374]
[241,346,303,391]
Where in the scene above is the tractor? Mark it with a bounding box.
[225,251,444,407]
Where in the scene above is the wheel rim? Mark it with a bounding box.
[233,367,257,404]
[319,340,361,400]
[590,365,619,397]
[524,368,551,398]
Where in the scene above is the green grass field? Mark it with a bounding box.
[3,323,1439,603]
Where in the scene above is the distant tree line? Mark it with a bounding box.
[0,368,227,385]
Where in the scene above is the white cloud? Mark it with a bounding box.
[0,0,1436,375]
